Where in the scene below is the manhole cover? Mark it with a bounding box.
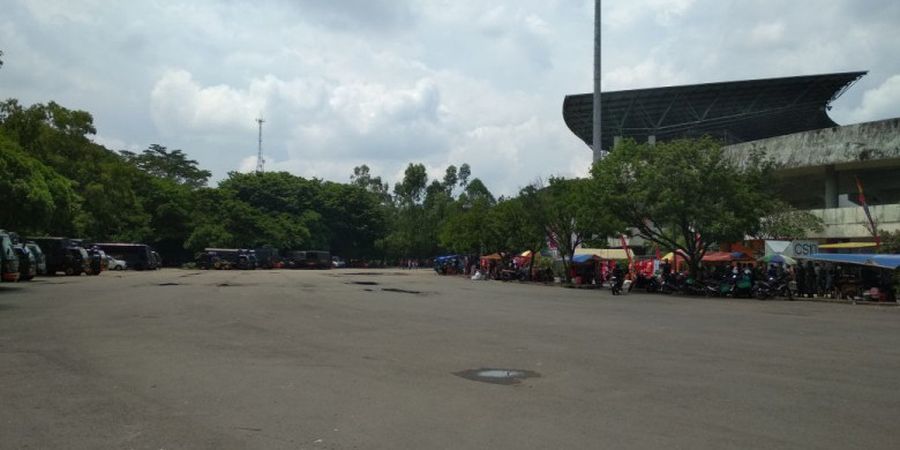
[454,368,540,385]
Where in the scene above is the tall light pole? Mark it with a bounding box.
[592,0,602,162]
[255,117,265,173]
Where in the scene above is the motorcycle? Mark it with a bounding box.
[610,275,624,295]
[644,275,661,293]
[734,273,754,298]
[754,275,793,300]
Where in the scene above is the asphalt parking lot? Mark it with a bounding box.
[1,269,899,449]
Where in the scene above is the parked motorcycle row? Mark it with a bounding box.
[630,270,794,300]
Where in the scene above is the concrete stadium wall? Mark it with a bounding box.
[723,118,900,169]
[805,204,900,239]
[722,118,900,239]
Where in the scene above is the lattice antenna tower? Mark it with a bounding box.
[255,117,265,173]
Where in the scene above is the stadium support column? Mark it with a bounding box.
[824,165,839,208]
[592,0,602,163]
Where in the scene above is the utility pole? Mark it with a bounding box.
[593,0,602,162]
[255,117,265,173]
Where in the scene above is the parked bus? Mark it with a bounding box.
[93,243,156,270]
[29,237,88,275]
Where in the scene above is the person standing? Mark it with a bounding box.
[805,261,817,298]
[796,263,807,298]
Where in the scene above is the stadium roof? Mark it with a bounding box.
[563,71,867,151]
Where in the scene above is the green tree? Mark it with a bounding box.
[442,165,458,194]
[543,177,611,282]
[0,132,82,235]
[878,230,900,254]
[319,181,388,259]
[390,163,430,259]
[438,177,498,257]
[121,144,211,188]
[350,164,391,204]
[591,137,776,278]
[458,163,471,188]
[489,183,548,279]
[0,99,151,241]
[754,202,824,240]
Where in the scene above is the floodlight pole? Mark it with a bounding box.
[255,117,265,173]
[593,0,602,163]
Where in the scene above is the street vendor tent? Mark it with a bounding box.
[480,253,502,260]
[798,253,900,270]
[572,254,600,264]
[661,250,688,262]
[702,251,754,263]
[574,248,630,260]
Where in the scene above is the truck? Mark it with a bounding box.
[286,250,332,269]
[198,248,256,270]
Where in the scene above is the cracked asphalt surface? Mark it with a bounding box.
[1,269,899,449]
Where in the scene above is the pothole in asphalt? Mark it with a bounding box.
[382,288,421,294]
[349,281,379,286]
[454,368,540,385]
[158,282,179,286]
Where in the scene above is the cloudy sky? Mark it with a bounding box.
[2,0,899,195]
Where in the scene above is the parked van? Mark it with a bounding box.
[25,242,47,275]
[70,240,104,275]
[0,231,20,282]
[13,245,36,281]
[94,243,155,270]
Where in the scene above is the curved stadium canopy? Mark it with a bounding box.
[563,71,866,151]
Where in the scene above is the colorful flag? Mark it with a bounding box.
[855,176,881,246]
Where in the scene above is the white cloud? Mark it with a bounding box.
[603,0,696,29]
[845,74,900,123]
[603,58,690,90]
[150,69,267,135]
[19,0,103,24]
[747,22,786,48]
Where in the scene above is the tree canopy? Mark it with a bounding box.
[591,137,778,277]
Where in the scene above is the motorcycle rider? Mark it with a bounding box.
[611,263,625,295]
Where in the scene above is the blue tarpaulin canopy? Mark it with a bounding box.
[572,254,600,264]
[797,253,900,270]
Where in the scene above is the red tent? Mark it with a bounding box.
[702,251,753,263]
